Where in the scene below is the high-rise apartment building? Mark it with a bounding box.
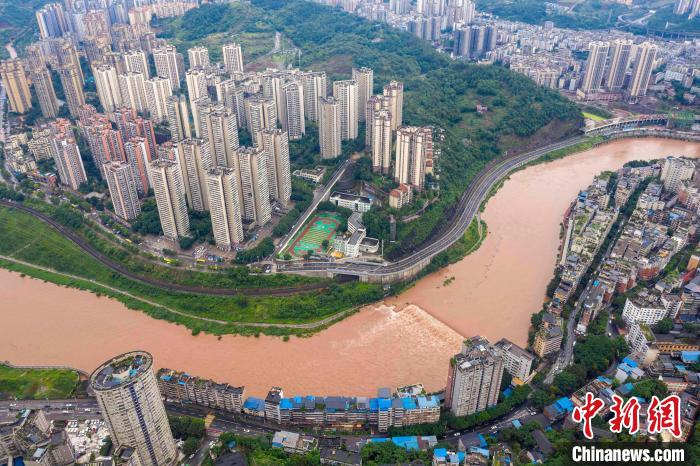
[89,352,178,466]
[29,65,59,118]
[153,45,184,90]
[206,107,240,169]
[207,167,245,251]
[55,39,83,83]
[352,67,373,123]
[150,159,190,240]
[0,59,32,114]
[238,146,271,227]
[260,129,292,206]
[371,109,392,175]
[382,81,404,131]
[301,71,327,122]
[627,43,658,100]
[177,138,212,212]
[394,126,431,191]
[93,64,123,115]
[35,3,70,39]
[581,41,610,94]
[58,65,86,117]
[186,68,209,136]
[282,80,305,140]
[123,49,150,79]
[661,157,695,193]
[166,95,192,143]
[188,46,210,69]
[145,76,173,122]
[333,80,358,140]
[223,43,244,75]
[318,96,342,159]
[216,79,246,129]
[445,336,504,417]
[365,95,389,147]
[50,130,87,190]
[605,39,632,91]
[118,72,148,113]
[494,338,535,381]
[104,161,141,220]
[125,137,151,195]
[245,96,277,147]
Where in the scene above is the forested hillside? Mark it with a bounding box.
[160,0,582,259]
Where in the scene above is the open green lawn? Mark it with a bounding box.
[0,206,383,335]
[582,111,606,122]
[0,364,79,400]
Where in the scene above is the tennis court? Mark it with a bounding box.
[287,212,342,258]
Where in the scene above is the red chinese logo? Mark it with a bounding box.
[572,392,605,439]
[647,394,682,438]
[608,394,640,435]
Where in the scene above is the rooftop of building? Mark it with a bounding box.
[90,351,153,391]
[330,191,371,204]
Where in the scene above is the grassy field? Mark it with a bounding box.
[286,212,342,258]
[0,206,383,335]
[0,364,79,400]
[582,111,606,122]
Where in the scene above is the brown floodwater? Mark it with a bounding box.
[1,138,698,397]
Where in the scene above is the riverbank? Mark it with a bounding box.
[1,137,698,396]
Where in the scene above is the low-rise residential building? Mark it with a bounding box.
[157,369,245,413]
[329,191,372,212]
[389,184,412,209]
[292,166,326,184]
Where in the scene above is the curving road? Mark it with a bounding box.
[1,134,586,293]
[280,134,587,279]
[0,200,337,297]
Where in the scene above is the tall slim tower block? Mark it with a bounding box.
[89,352,178,466]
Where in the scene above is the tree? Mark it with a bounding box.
[183,437,200,456]
[654,318,673,334]
[322,239,329,250]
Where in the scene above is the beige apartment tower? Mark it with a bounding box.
[30,66,59,118]
[445,336,504,417]
[627,43,658,100]
[176,138,212,212]
[352,67,373,122]
[238,146,271,227]
[153,45,183,90]
[301,71,327,122]
[394,126,431,191]
[149,158,191,241]
[245,96,277,147]
[145,77,173,122]
[104,161,141,220]
[260,128,292,206]
[0,59,32,114]
[207,167,245,251]
[90,352,177,466]
[580,41,609,94]
[223,43,244,74]
[383,81,404,131]
[166,95,192,143]
[371,109,392,175]
[318,96,342,159]
[333,80,358,140]
[58,65,86,117]
[93,64,122,115]
[188,46,210,69]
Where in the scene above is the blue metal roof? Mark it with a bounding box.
[243,397,265,412]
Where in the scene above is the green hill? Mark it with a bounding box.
[159,0,582,258]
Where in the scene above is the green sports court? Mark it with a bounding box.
[286,212,342,258]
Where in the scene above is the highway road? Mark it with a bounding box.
[1,134,587,294]
[280,134,586,279]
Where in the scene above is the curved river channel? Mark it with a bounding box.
[1,138,699,397]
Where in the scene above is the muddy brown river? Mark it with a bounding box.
[1,138,698,396]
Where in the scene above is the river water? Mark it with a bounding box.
[1,138,698,397]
